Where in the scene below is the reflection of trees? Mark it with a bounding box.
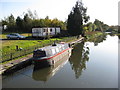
[69,42,89,79]
[108,33,116,37]
[93,34,107,46]
[88,33,107,46]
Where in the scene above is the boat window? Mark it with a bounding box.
[43,29,46,32]
[58,47,61,52]
[56,48,59,53]
[46,49,52,56]
[52,49,56,55]
[33,50,46,58]
[50,29,52,32]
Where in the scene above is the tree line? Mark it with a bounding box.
[1,10,67,33]
[83,19,110,33]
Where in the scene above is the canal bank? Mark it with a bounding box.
[1,37,84,75]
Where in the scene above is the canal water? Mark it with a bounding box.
[2,34,118,88]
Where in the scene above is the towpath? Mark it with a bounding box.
[0,54,33,75]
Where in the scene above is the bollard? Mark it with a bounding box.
[16,45,19,51]
[10,53,12,60]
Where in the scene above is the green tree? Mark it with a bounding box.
[44,16,51,27]
[16,16,23,32]
[94,19,109,32]
[8,14,15,26]
[87,22,93,31]
[67,0,90,36]
[23,14,32,32]
[7,14,16,32]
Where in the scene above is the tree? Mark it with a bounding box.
[87,22,93,31]
[23,14,32,32]
[27,9,39,20]
[67,0,90,36]
[8,14,15,26]
[6,14,16,32]
[16,16,23,32]
[94,19,109,32]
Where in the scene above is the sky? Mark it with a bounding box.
[0,0,119,26]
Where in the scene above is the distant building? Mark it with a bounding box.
[0,25,7,32]
[0,26,2,30]
[32,27,61,37]
[3,25,7,30]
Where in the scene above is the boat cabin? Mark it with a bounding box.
[33,43,69,59]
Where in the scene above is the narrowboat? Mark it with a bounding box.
[33,42,72,67]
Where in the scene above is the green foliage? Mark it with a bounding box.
[84,19,109,33]
[86,22,97,32]
[1,10,67,33]
[67,0,90,36]
[94,19,109,32]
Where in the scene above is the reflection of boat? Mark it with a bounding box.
[32,52,71,81]
[33,42,72,67]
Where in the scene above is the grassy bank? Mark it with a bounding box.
[1,36,77,63]
[2,38,63,54]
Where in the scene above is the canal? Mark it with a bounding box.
[2,34,118,88]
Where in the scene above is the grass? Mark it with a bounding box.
[2,38,61,54]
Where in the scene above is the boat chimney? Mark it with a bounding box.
[52,41,57,46]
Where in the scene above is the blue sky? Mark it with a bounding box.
[0,0,119,25]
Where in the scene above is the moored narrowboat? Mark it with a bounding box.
[33,42,72,67]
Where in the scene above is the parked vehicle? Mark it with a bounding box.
[6,33,26,39]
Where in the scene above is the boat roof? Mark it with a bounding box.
[35,43,68,51]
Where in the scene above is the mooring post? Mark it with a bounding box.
[10,53,12,60]
[16,45,19,51]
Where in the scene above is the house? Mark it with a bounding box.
[32,27,61,37]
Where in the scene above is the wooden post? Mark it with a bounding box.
[10,53,12,60]
[16,45,19,51]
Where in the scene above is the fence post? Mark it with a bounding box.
[24,50,26,55]
[10,53,13,60]
[16,45,19,51]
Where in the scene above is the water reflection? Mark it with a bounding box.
[69,42,89,79]
[32,53,71,82]
[87,33,107,46]
[118,35,120,39]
